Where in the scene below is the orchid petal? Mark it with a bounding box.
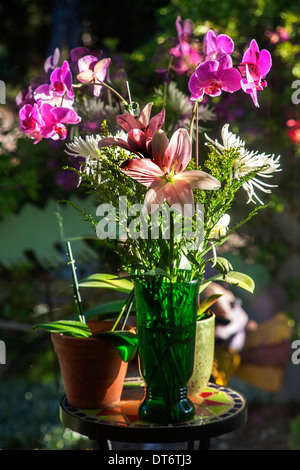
[216,34,234,55]
[77,69,94,83]
[78,55,98,72]
[219,67,242,92]
[94,58,111,81]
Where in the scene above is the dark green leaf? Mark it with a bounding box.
[93,331,138,362]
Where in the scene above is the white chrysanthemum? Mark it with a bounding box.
[65,134,103,184]
[65,134,102,160]
[205,124,281,204]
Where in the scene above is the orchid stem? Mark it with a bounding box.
[73,81,129,108]
[189,101,198,140]
[196,103,199,166]
[66,241,85,324]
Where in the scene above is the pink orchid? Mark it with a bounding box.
[44,47,60,75]
[70,47,103,71]
[203,30,234,60]
[119,128,220,217]
[238,39,271,106]
[19,101,81,143]
[39,103,81,140]
[188,54,241,101]
[99,102,166,158]
[19,103,44,143]
[77,55,111,96]
[34,60,75,107]
[170,16,202,75]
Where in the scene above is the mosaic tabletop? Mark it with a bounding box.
[60,377,247,443]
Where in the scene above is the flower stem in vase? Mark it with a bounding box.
[135,278,200,423]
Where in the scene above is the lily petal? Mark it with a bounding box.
[116,113,139,132]
[120,158,164,186]
[175,170,221,189]
[139,102,153,129]
[164,128,191,172]
[164,179,195,217]
[143,179,166,213]
[148,108,166,136]
[151,129,169,169]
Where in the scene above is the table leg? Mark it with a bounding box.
[198,438,210,450]
[97,439,112,450]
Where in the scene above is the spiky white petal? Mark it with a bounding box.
[205,124,281,204]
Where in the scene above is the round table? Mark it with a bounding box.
[60,377,247,450]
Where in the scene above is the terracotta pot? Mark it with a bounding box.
[188,314,215,398]
[51,321,130,409]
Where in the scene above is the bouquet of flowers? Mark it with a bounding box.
[18,17,281,332]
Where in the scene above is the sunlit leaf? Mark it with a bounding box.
[33,320,91,338]
[197,294,222,317]
[78,273,133,293]
[200,271,255,293]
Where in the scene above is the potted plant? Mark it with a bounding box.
[34,242,137,409]
[19,20,280,422]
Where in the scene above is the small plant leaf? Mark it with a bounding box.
[197,294,222,318]
[200,271,255,293]
[33,320,91,338]
[94,331,138,362]
[81,299,136,321]
[78,273,133,293]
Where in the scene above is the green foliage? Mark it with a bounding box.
[0,379,89,449]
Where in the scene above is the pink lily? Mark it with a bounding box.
[119,128,220,217]
[203,30,234,60]
[188,54,241,101]
[99,102,165,158]
[238,39,271,106]
[77,55,111,96]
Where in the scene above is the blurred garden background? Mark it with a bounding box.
[0,0,300,450]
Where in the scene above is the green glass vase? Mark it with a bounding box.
[134,278,200,424]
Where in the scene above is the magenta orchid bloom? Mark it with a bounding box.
[99,102,166,158]
[120,128,220,217]
[44,47,60,75]
[77,55,111,97]
[34,60,75,107]
[188,54,241,101]
[39,103,81,140]
[238,40,272,107]
[19,103,44,143]
[203,30,234,61]
[19,101,81,143]
[170,16,202,75]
